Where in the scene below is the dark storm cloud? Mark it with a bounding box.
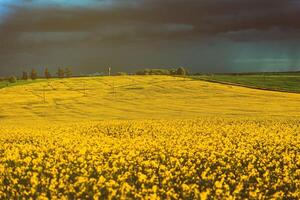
[3,0,300,41]
[1,0,300,75]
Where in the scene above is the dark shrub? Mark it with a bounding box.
[8,76,17,83]
[31,69,38,80]
[45,68,51,79]
[22,72,28,80]
[176,67,187,76]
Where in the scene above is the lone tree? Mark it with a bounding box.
[30,69,38,80]
[57,68,65,78]
[176,67,187,76]
[8,76,17,83]
[45,68,51,79]
[22,71,28,80]
[65,67,72,78]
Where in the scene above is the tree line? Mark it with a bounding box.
[2,67,73,83]
[135,67,188,76]
[2,66,188,84]
[21,67,72,80]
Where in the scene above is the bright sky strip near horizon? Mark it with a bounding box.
[0,0,17,20]
[0,0,300,75]
[0,0,105,6]
[0,0,109,16]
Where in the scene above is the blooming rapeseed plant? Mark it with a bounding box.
[0,76,299,199]
[0,118,299,199]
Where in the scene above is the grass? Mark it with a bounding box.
[191,74,300,93]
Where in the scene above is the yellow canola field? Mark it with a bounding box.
[0,119,299,199]
[0,76,300,199]
[0,75,299,122]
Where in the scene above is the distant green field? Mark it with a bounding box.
[191,74,300,93]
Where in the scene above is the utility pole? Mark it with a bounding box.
[112,81,116,97]
[43,85,46,103]
[83,81,86,97]
[108,67,111,76]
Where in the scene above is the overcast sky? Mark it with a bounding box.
[1,0,300,76]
